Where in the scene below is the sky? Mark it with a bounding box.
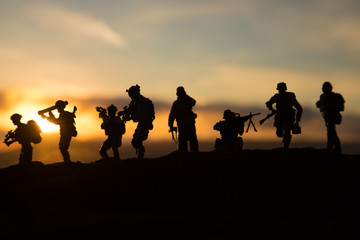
[1,0,360,162]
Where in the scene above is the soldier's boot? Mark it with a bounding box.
[283,134,292,149]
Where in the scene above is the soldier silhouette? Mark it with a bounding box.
[213,110,258,151]
[168,86,198,152]
[266,82,302,149]
[316,82,345,154]
[39,100,77,163]
[97,104,125,160]
[4,114,34,165]
[121,85,155,158]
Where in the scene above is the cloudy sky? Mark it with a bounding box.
[1,0,360,160]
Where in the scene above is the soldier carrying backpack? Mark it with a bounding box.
[3,113,42,165]
[316,82,345,153]
[97,104,126,160]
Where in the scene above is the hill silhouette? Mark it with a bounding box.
[1,149,359,239]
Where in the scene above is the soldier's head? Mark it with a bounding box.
[55,100,68,112]
[322,82,333,94]
[126,85,141,99]
[107,104,117,117]
[276,82,287,93]
[10,113,22,125]
[223,109,235,120]
[176,86,186,97]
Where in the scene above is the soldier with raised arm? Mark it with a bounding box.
[39,100,77,163]
[266,82,302,149]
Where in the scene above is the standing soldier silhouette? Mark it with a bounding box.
[121,85,155,158]
[266,82,302,149]
[168,86,199,152]
[4,114,35,165]
[316,82,345,154]
[39,100,77,163]
[97,104,126,160]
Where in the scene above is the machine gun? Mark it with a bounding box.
[259,110,277,125]
[235,112,261,133]
[118,106,131,122]
[4,130,15,147]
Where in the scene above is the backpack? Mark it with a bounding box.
[26,120,42,144]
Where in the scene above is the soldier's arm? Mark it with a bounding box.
[168,103,176,128]
[293,97,303,123]
[44,112,60,125]
[265,95,276,110]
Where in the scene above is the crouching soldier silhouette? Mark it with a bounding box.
[4,114,42,165]
[97,104,126,160]
[120,85,155,158]
[214,110,260,151]
[265,82,302,149]
[316,82,345,154]
[39,100,77,163]
[168,86,199,152]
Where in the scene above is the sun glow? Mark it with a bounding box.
[31,114,59,133]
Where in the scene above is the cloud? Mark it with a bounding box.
[25,4,126,47]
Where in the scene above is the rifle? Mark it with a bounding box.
[96,106,108,121]
[169,126,178,144]
[118,106,131,122]
[259,110,277,125]
[4,130,15,147]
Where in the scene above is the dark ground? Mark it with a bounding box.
[1,149,360,239]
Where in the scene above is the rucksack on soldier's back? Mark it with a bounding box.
[26,120,42,144]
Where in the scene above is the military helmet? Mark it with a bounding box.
[55,100,68,109]
[126,85,140,95]
[10,113,22,122]
[107,104,117,114]
[223,109,235,120]
[277,82,287,91]
[322,82,333,93]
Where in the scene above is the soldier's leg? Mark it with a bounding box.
[283,127,292,149]
[23,143,33,164]
[112,136,122,159]
[327,122,341,153]
[59,135,72,163]
[132,125,148,158]
[177,125,188,151]
[188,124,199,152]
[99,137,112,159]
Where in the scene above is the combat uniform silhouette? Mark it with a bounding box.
[266,82,302,149]
[168,87,198,152]
[213,110,260,151]
[4,114,35,165]
[316,82,345,154]
[121,85,155,158]
[97,104,125,159]
[39,100,77,163]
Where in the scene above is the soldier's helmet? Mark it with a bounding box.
[322,82,333,93]
[107,104,117,115]
[176,86,186,96]
[55,100,68,110]
[126,85,140,97]
[10,113,22,122]
[277,82,287,91]
[223,109,235,120]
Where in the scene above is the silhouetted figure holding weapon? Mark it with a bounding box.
[96,104,125,160]
[120,85,155,158]
[39,100,77,163]
[168,86,199,152]
[316,82,345,154]
[4,114,42,165]
[214,110,260,151]
[264,82,302,149]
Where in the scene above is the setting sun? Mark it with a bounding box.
[31,114,59,133]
